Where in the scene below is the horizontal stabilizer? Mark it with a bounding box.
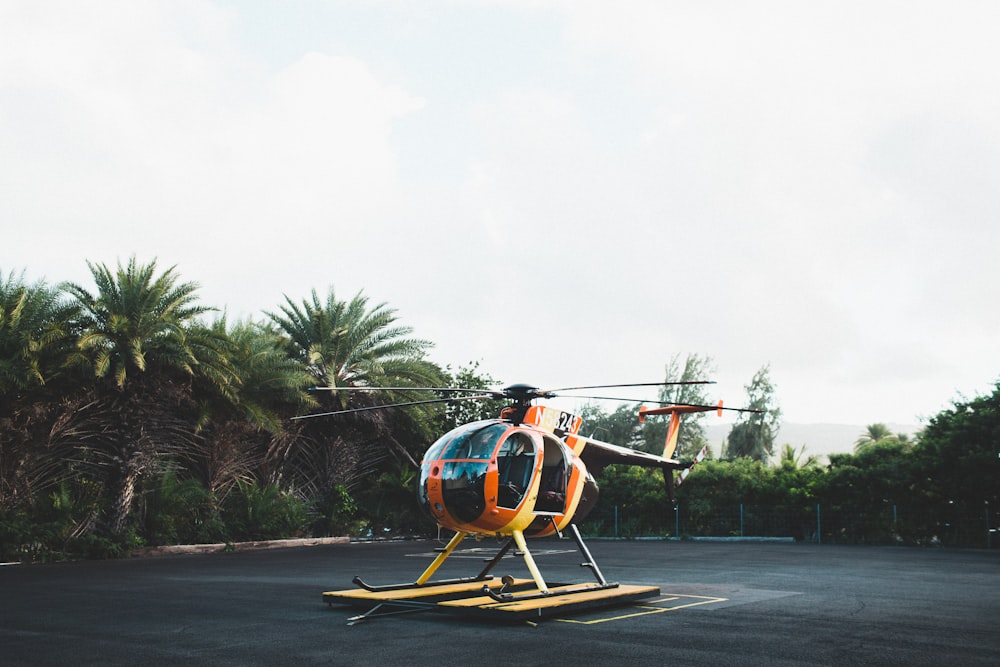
[638,401,723,459]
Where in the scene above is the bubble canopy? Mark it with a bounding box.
[418,421,537,524]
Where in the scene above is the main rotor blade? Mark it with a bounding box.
[648,402,764,414]
[554,393,763,414]
[545,381,715,393]
[308,386,500,395]
[291,395,492,420]
[555,394,681,404]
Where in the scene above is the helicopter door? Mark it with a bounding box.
[496,432,536,509]
[535,435,569,514]
[432,423,507,524]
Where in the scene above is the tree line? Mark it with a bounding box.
[2,259,997,560]
[1,258,474,559]
[580,366,1000,548]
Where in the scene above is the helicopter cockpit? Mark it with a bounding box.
[436,423,506,524]
[418,421,542,527]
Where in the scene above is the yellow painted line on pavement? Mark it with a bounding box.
[555,594,728,625]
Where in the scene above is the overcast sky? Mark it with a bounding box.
[3,1,999,426]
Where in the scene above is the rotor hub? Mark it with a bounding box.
[502,383,554,404]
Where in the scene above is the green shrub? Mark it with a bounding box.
[222,480,307,541]
[141,468,226,546]
[309,484,359,537]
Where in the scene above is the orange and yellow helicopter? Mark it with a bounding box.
[299,381,757,618]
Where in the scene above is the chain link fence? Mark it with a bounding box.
[585,502,998,548]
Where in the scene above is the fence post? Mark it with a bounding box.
[739,503,744,537]
[987,502,991,549]
[816,503,822,545]
[674,502,680,540]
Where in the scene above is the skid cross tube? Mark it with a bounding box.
[483,523,618,603]
[351,533,518,593]
[475,536,517,579]
[569,523,608,586]
[352,531,502,593]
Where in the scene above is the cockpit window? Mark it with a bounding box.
[439,423,506,460]
[440,460,490,523]
[423,424,507,524]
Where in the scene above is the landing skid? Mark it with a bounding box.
[322,525,660,624]
[326,578,660,624]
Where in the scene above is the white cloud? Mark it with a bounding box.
[3,0,999,428]
[1,1,427,318]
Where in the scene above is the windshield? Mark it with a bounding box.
[419,422,508,524]
[439,423,506,460]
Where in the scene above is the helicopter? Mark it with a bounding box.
[299,381,758,615]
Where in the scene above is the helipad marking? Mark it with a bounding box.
[554,593,728,625]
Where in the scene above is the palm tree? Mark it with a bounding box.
[188,318,315,495]
[778,443,820,470]
[0,271,81,509]
[62,258,216,389]
[217,319,315,434]
[267,288,443,490]
[0,270,79,399]
[268,288,440,389]
[854,423,895,453]
[62,257,232,534]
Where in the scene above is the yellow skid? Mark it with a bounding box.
[323,578,517,603]
[438,584,659,612]
[323,579,660,623]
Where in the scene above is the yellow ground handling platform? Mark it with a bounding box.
[323,577,660,624]
[324,526,662,624]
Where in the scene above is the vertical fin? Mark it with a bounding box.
[662,410,682,459]
[639,401,726,461]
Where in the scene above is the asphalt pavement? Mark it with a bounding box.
[1,538,997,665]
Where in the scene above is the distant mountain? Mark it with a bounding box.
[703,423,923,461]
